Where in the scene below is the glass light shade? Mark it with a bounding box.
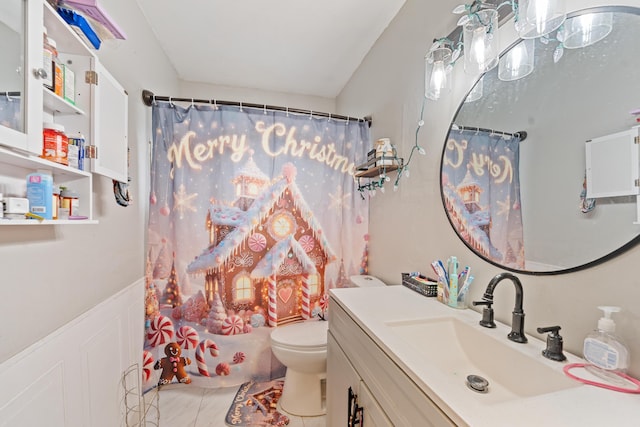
[465,77,483,103]
[425,47,452,100]
[516,0,566,39]
[498,39,535,81]
[561,12,613,49]
[463,9,499,75]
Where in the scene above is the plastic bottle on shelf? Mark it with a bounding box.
[42,122,69,165]
[27,171,54,220]
[52,185,60,220]
[60,188,80,217]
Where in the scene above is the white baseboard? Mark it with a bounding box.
[0,278,145,427]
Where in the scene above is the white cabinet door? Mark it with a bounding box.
[90,60,128,182]
[586,126,640,198]
[327,332,361,427]
[359,381,393,427]
[0,0,44,155]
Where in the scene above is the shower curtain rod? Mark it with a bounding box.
[453,124,527,142]
[141,89,372,127]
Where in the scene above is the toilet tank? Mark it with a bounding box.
[349,275,386,288]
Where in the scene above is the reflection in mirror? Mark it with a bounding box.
[0,1,24,132]
[441,7,640,275]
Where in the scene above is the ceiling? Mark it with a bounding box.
[135,0,406,98]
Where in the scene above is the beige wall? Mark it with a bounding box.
[0,0,179,364]
[337,0,640,378]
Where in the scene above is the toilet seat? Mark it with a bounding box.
[270,321,328,351]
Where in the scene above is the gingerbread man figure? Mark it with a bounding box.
[154,342,192,385]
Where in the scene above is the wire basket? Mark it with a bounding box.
[401,273,438,298]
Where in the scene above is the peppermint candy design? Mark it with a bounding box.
[248,233,267,252]
[221,315,244,335]
[299,235,315,252]
[215,362,231,376]
[233,352,246,364]
[142,350,154,383]
[147,315,174,347]
[176,325,199,350]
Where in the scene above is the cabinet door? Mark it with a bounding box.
[586,126,640,198]
[0,0,43,155]
[90,60,128,182]
[327,332,361,427]
[359,381,393,427]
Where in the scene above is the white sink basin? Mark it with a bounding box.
[386,317,579,404]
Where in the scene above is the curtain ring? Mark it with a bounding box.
[213,99,218,110]
[152,95,156,105]
[239,102,243,112]
[191,98,195,107]
[169,97,174,107]
[309,110,313,120]
[327,113,331,122]
[264,104,267,115]
[286,107,289,117]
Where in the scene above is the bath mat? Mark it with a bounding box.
[225,379,290,426]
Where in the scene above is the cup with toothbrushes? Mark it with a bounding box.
[432,258,473,309]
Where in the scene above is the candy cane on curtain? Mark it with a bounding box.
[268,274,277,327]
[301,273,311,319]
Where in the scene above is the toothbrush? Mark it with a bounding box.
[430,260,448,286]
[458,275,474,302]
[448,256,458,305]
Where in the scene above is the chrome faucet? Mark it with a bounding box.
[472,272,527,344]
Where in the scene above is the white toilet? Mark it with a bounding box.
[270,275,386,416]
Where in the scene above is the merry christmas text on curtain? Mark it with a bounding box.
[441,128,524,269]
[143,101,371,390]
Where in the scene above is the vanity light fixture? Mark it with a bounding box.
[515,0,566,39]
[425,46,453,100]
[560,12,613,49]
[498,38,535,81]
[426,0,567,100]
[462,8,499,74]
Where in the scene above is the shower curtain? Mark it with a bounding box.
[441,128,524,269]
[143,101,371,389]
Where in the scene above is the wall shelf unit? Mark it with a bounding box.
[0,0,128,225]
[355,156,404,194]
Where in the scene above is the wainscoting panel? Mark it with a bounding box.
[0,278,144,427]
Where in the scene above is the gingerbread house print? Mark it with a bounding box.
[187,158,336,326]
[442,169,501,261]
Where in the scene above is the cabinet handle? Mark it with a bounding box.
[347,387,364,427]
[33,68,48,79]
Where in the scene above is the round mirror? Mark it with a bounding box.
[440,6,640,275]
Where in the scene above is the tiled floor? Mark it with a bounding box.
[143,383,326,427]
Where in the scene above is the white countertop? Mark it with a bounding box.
[330,285,640,427]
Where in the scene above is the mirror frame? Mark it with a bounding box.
[439,6,640,276]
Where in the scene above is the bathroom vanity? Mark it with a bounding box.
[327,285,639,426]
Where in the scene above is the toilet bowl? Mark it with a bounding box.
[270,275,386,416]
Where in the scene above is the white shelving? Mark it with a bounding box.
[0,0,129,225]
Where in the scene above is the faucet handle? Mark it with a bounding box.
[536,325,567,362]
[472,300,496,328]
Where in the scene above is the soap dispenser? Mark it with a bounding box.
[583,306,630,384]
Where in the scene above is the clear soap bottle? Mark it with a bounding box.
[583,306,630,385]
